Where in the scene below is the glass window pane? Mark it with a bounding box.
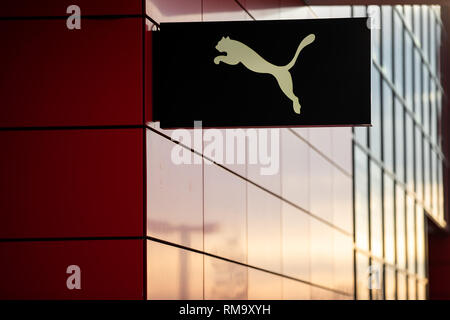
[397,271,408,300]
[416,203,426,278]
[248,269,282,299]
[370,162,383,258]
[413,5,421,41]
[147,131,203,251]
[147,241,203,300]
[371,67,382,160]
[354,127,367,148]
[431,151,438,218]
[408,275,417,300]
[246,128,281,195]
[422,6,429,62]
[430,12,436,78]
[394,10,404,94]
[422,67,430,135]
[332,127,352,173]
[418,279,427,300]
[383,82,394,172]
[437,89,443,147]
[311,287,336,300]
[282,202,310,281]
[247,129,281,195]
[282,278,311,300]
[405,33,414,110]
[415,126,423,201]
[438,158,444,223]
[352,5,367,18]
[395,99,405,182]
[333,231,354,295]
[406,114,414,192]
[309,127,332,158]
[355,147,369,251]
[385,265,396,300]
[332,166,353,234]
[406,195,416,274]
[423,140,431,210]
[396,185,407,270]
[281,129,309,209]
[382,6,393,80]
[310,219,334,288]
[370,259,384,300]
[356,252,370,300]
[404,5,412,29]
[436,21,441,77]
[204,256,247,299]
[414,49,422,121]
[309,149,333,223]
[384,174,395,264]
[372,6,381,63]
[247,183,281,273]
[204,164,247,263]
[430,81,437,144]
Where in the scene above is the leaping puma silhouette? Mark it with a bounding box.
[214,34,315,114]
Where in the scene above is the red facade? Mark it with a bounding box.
[0,0,449,300]
[429,4,450,300]
[0,18,143,127]
[0,1,150,299]
[0,240,143,299]
[0,129,143,238]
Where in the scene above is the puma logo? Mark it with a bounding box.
[214,34,315,114]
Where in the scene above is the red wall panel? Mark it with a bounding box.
[0,0,149,300]
[429,4,450,300]
[0,240,144,299]
[145,23,153,123]
[0,0,143,17]
[0,129,143,238]
[0,18,143,127]
[429,232,450,299]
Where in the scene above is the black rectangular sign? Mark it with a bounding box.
[154,18,371,128]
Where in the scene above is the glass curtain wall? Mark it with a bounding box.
[353,4,445,300]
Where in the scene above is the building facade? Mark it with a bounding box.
[353,4,445,300]
[0,1,447,300]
